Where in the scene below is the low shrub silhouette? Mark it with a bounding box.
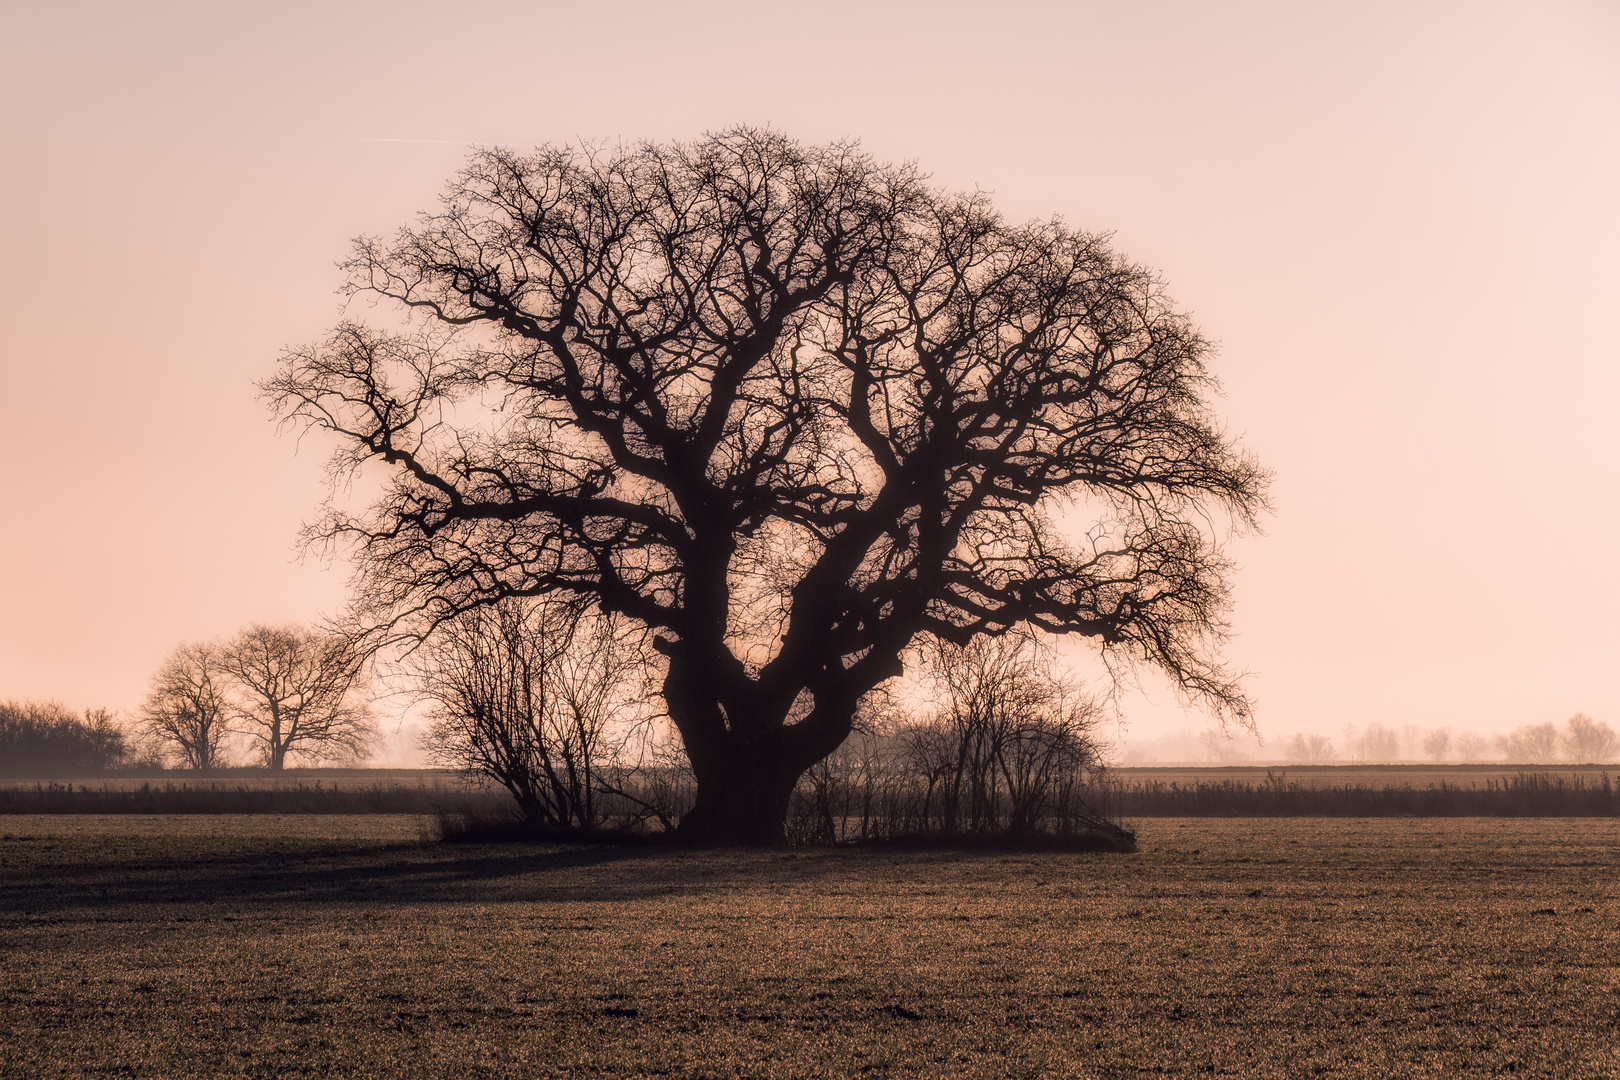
[1111,770,1620,816]
[0,701,127,778]
[0,780,506,816]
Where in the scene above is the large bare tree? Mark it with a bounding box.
[221,624,376,769]
[140,640,232,769]
[266,129,1268,843]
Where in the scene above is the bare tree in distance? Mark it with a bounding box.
[0,701,128,777]
[140,641,232,769]
[1454,732,1491,764]
[1283,733,1336,764]
[266,129,1269,843]
[1343,723,1402,763]
[222,624,376,769]
[1562,714,1617,763]
[418,597,651,829]
[1421,727,1453,764]
[1501,722,1562,765]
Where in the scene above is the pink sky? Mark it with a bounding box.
[1,1,1615,754]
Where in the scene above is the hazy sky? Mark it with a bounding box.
[1,0,1615,752]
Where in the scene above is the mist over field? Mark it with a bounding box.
[1116,714,1620,766]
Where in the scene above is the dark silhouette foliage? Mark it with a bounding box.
[222,624,377,770]
[141,641,232,769]
[0,701,127,778]
[267,128,1268,843]
[417,597,653,829]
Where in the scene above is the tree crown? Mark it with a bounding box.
[267,128,1269,723]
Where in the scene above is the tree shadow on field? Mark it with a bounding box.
[0,840,712,912]
[0,836,1055,913]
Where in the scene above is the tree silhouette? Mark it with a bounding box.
[222,624,375,770]
[0,701,127,778]
[419,597,647,828]
[1563,713,1618,764]
[1502,722,1562,765]
[141,640,232,769]
[267,129,1268,843]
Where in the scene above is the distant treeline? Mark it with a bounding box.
[0,701,128,778]
[1111,771,1620,816]
[0,781,507,816]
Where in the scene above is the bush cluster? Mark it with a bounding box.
[781,719,1121,846]
[0,701,128,778]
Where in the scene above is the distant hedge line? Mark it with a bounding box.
[5,772,1616,819]
[1109,772,1620,816]
[0,782,508,815]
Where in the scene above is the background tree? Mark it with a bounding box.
[1454,732,1491,764]
[140,641,232,769]
[1421,727,1453,763]
[221,624,376,769]
[1343,723,1402,763]
[418,597,648,828]
[1562,713,1617,763]
[266,129,1268,843]
[1283,733,1335,764]
[1501,722,1562,764]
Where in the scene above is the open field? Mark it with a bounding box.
[3,817,1618,1077]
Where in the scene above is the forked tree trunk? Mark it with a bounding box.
[266,725,289,771]
[659,637,883,846]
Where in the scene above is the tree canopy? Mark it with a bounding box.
[267,128,1268,842]
[221,624,375,770]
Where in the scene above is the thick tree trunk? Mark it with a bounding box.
[678,739,805,846]
[659,636,884,846]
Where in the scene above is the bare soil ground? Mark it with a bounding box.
[2,816,1618,1078]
